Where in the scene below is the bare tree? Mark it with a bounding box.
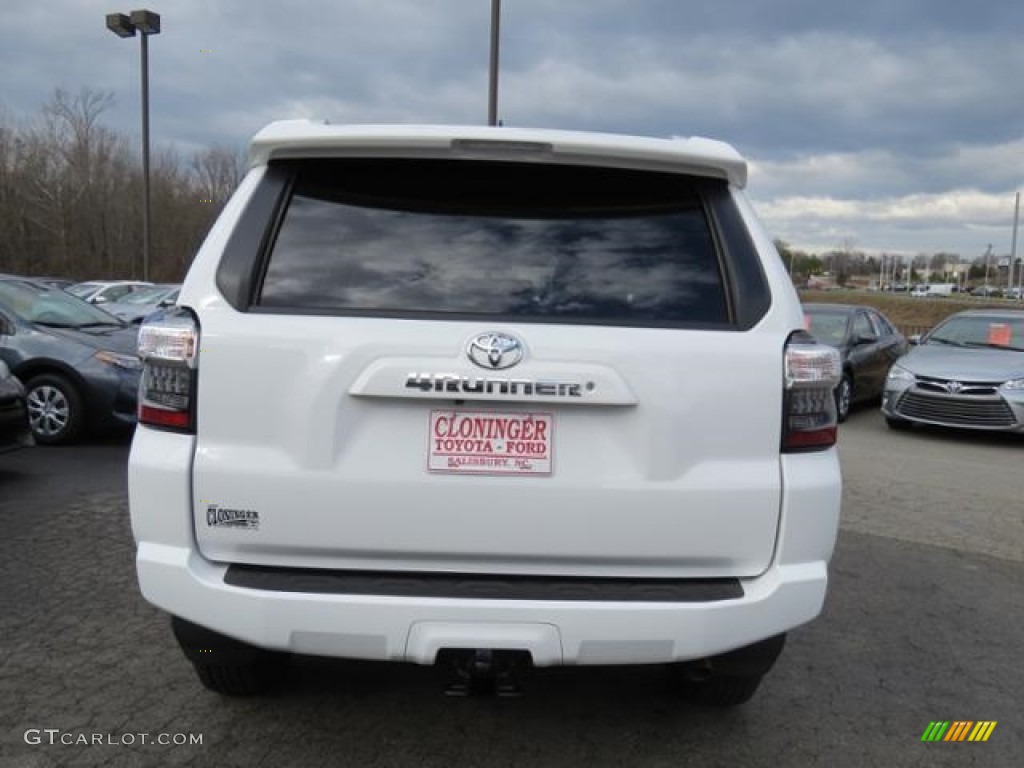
[191,145,245,204]
[9,88,126,277]
[0,87,244,283]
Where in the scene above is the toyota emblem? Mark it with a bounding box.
[466,332,525,370]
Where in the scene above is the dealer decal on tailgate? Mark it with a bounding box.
[427,410,553,476]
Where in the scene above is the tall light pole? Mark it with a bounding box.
[488,0,501,126]
[1010,191,1020,298]
[106,9,160,282]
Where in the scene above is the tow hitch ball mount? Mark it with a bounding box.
[437,649,532,697]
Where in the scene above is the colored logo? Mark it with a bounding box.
[921,721,997,742]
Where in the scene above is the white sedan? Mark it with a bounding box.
[66,280,152,306]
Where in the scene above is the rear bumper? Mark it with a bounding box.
[137,542,827,665]
[130,427,840,666]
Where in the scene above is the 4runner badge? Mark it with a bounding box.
[206,504,260,530]
[466,332,524,370]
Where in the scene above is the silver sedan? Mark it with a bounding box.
[882,309,1024,432]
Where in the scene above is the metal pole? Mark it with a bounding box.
[140,31,151,282]
[488,0,501,126]
[1010,191,1020,297]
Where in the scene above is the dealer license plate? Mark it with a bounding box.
[427,410,553,476]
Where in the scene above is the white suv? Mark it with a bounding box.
[129,121,842,705]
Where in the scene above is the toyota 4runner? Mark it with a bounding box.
[129,121,842,705]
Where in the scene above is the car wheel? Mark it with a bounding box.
[172,616,288,696]
[192,657,287,696]
[25,374,84,445]
[835,373,853,423]
[885,416,913,431]
[667,634,783,707]
[670,669,765,708]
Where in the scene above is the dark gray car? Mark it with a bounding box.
[0,278,142,444]
[0,359,33,454]
[882,309,1024,432]
[803,303,908,422]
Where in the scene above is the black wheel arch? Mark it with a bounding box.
[14,359,90,395]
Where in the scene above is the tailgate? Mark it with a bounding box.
[191,312,783,578]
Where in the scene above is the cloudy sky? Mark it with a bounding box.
[2,0,1023,258]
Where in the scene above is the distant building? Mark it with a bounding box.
[845,276,874,290]
[806,275,835,290]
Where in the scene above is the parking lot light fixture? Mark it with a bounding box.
[105,9,160,283]
[105,13,135,37]
[129,9,160,33]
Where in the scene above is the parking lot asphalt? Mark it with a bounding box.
[0,412,1020,768]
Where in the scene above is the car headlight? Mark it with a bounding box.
[1003,378,1024,391]
[886,365,915,384]
[95,350,142,370]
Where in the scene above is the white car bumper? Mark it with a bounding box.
[130,429,839,666]
[136,543,828,665]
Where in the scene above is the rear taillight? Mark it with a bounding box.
[782,331,841,452]
[137,308,199,433]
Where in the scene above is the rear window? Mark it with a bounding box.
[256,159,730,327]
[67,283,100,297]
[804,310,849,345]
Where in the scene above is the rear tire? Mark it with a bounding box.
[171,616,288,696]
[667,634,784,708]
[192,657,286,696]
[675,673,765,708]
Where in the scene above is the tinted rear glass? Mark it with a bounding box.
[257,160,730,326]
[804,309,849,345]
